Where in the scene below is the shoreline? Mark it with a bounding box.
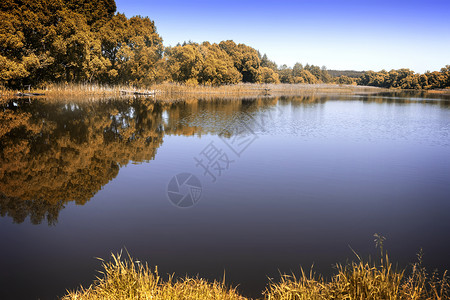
[2,83,449,105]
[1,82,442,98]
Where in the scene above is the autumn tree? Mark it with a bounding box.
[101,15,164,85]
[304,64,331,83]
[47,8,110,82]
[65,0,116,26]
[261,53,278,71]
[0,0,65,86]
[3,0,447,89]
[260,67,280,84]
[198,42,242,85]
[219,40,261,83]
[0,0,165,87]
[298,69,318,84]
[292,63,304,77]
[277,63,322,84]
[165,41,243,85]
[358,67,449,89]
[278,65,294,83]
[165,43,204,85]
[336,75,354,85]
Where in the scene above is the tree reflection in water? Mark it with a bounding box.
[2,93,448,225]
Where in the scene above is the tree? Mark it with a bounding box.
[298,69,318,84]
[48,8,109,82]
[65,0,116,26]
[261,54,278,71]
[166,43,204,84]
[260,67,280,84]
[113,16,164,85]
[198,42,242,85]
[219,40,261,83]
[336,75,354,85]
[278,64,293,83]
[0,0,119,86]
[304,64,331,83]
[292,63,304,77]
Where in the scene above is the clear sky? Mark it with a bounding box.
[114,0,449,73]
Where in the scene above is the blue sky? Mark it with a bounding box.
[115,0,450,73]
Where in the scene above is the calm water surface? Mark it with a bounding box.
[1,92,450,299]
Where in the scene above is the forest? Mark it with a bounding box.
[1,0,449,89]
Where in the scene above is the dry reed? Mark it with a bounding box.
[1,82,390,102]
[63,243,449,300]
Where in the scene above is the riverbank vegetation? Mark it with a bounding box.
[1,0,449,94]
[359,67,450,90]
[63,243,449,300]
[0,82,388,101]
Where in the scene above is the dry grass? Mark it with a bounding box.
[62,251,245,300]
[148,82,386,98]
[3,82,448,102]
[264,240,449,300]
[1,82,389,102]
[63,242,449,300]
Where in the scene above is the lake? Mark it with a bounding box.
[1,91,450,299]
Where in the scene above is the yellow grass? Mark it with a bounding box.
[1,82,388,101]
[63,246,449,300]
[61,251,245,300]
[3,82,449,102]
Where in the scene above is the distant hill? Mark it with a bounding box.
[328,70,365,78]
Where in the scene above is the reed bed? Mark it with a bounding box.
[148,82,385,98]
[63,245,449,300]
[1,82,388,102]
[34,82,127,96]
[3,82,449,102]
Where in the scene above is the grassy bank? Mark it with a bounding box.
[2,83,449,106]
[1,82,388,101]
[63,247,449,300]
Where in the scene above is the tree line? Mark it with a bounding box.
[358,68,450,90]
[1,0,449,89]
